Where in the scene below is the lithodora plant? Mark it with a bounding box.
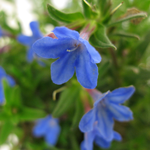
[0,0,148,150]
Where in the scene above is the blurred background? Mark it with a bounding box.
[0,0,150,150]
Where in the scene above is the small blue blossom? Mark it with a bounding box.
[81,123,122,150]
[17,21,43,62]
[33,27,101,89]
[79,86,135,140]
[33,115,61,146]
[0,27,4,37]
[0,66,15,104]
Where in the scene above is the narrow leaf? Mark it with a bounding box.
[2,79,12,104]
[82,0,98,19]
[47,4,84,23]
[89,24,116,50]
[108,12,147,27]
[72,96,84,128]
[0,121,14,144]
[10,86,22,107]
[19,107,46,121]
[0,112,9,121]
[110,32,140,40]
[52,86,79,118]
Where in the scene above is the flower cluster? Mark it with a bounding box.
[33,115,61,146]
[0,18,136,149]
[0,66,15,104]
[17,21,43,62]
[33,26,101,89]
[79,86,135,149]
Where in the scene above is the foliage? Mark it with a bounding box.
[0,0,150,150]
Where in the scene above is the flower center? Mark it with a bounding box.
[67,43,81,52]
[99,98,106,107]
[49,120,56,127]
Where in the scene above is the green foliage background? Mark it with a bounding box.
[0,0,150,150]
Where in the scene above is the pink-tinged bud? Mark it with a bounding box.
[80,24,96,41]
[45,32,58,39]
[85,89,102,102]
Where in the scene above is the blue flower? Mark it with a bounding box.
[79,86,135,140]
[17,21,43,62]
[81,123,122,150]
[0,66,15,104]
[33,27,101,89]
[33,115,61,146]
[0,27,3,37]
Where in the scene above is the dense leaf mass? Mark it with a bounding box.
[0,0,150,150]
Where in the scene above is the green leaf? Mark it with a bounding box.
[110,32,140,40]
[2,79,12,104]
[89,24,116,49]
[0,112,9,121]
[52,86,80,118]
[10,86,22,107]
[82,0,98,19]
[107,12,147,27]
[71,96,84,128]
[129,31,150,64]
[47,4,84,23]
[97,0,111,16]
[0,121,14,144]
[3,79,22,107]
[19,107,46,121]
[70,134,80,150]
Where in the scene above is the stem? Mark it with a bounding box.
[53,86,66,101]
[110,2,124,15]
[109,48,122,86]
[109,48,118,68]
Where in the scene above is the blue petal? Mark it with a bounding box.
[33,117,50,137]
[107,103,133,121]
[94,136,111,149]
[80,141,86,150]
[106,86,135,104]
[51,52,77,84]
[0,27,3,37]
[79,109,95,133]
[33,37,76,59]
[80,38,101,63]
[113,131,122,141]
[0,83,4,104]
[94,91,110,107]
[17,35,33,46]
[75,46,98,89]
[52,26,79,40]
[45,124,60,146]
[0,66,6,77]
[6,76,15,87]
[30,21,43,38]
[96,105,114,140]
[83,131,95,150]
[27,47,34,62]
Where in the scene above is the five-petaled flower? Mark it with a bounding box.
[33,26,101,89]
[79,86,135,140]
[33,115,61,146]
[0,66,15,104]
[17,21,43,62]
[81,122,122,150]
